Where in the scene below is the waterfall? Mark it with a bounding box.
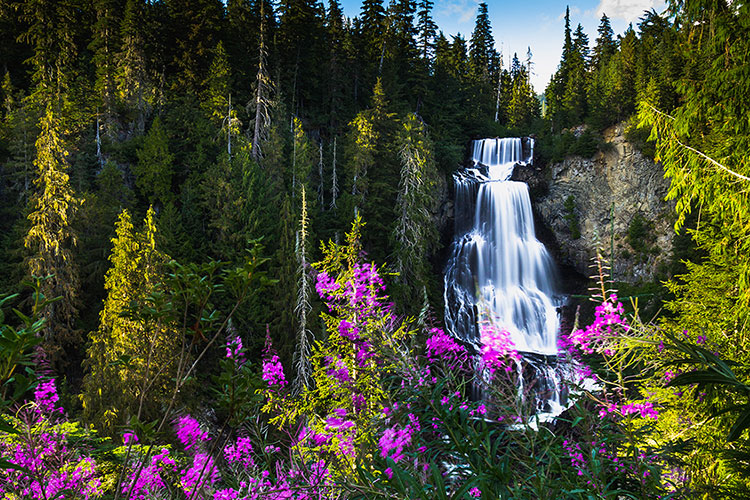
[444,137,563,413]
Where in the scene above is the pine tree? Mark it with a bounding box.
[204,41,232,125]
[134,116,174,206]
[81,207,175,433]
[24,107,83,352]
[166,0,224,95]
[18,0,79,108]
[291,116,315,198]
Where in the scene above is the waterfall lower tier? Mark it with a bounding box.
[445,137,564,414]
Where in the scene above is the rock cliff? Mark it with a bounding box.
[532,123,674,283]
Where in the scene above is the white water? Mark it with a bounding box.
[444,138,560,355]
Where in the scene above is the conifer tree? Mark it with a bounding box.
[204,41,232,126]
[392,113,438,304]
[24,107,83,350]
[81,207,175,432]
[167,0,224,95]
[291,116,315,198]
[252,0,273,162]
[292,186,312,394]
[116,0,150,134]
[134,116,174,206]
[469,2,496,83]
[592,13,616,71]
[91,0,122,136]
[416,0,437,61]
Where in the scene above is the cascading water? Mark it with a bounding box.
[444,137,564,414]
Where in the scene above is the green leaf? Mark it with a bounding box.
[727,405,750,442]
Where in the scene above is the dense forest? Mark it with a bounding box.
[1,0,750,498]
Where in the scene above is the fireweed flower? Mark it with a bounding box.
[379,424,413,463]
[123,431,139,446]
[563,295,628,356]
[180,452,220,496]
[175,415,209,450]
[425,328,468,369]
[262,354,288,387]
[225,334,246,365]
[122,448,175,499]
[469,487,482,498]
[34,378,63,415]
[224,436,255,468]
[480,323,519,374]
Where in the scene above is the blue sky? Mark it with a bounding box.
[338,0,667,91]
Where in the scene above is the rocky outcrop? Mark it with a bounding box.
[533,123,674,283]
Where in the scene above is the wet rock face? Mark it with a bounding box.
[534,123,674,283]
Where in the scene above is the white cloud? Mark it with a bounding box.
[595,0,666,22]
[436,0,477,26]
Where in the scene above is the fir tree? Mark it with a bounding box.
[116,0,150,134]
[134,116,174,206]
[592,13,616,71]
[80,207,175,433]
[392,113,438,306]
[24,107,83,352]
[468,2,496,82]
[416,0,437,61]
[251,0,273,162]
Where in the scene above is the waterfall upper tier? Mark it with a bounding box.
[444,137,560,356]
[467,137,535,181]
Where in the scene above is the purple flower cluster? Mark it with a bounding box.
[425,328,468,369]
[262,354,288,388]
[599,400,659,420]
[0,379,101,499]
[479,323,519,374]
[175,415,209,450]
[180,452,220,496]
[316,263,387,317]
[33,378,64,416]
[324,356,351,383]
[224,436,255,469]
[563,295,628,356]
[225,334,246,366]
[378,424,414,463]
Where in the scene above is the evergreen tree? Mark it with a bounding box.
[80,207,175,433]
[251,0,273,162]
[292,186,312,394]
[116,0,150,135]
[562,23,590,124]
[90,0,123,136]
[392,113,438,307]
[24,107,83,353]
[592,13,616,71]
[416,0,437,61]
[203,41,232,126]
[18,0,80,108]
[468,2,496,83]
[134,116,174,206]
[166,0,224,95]
[277,0,326,118]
